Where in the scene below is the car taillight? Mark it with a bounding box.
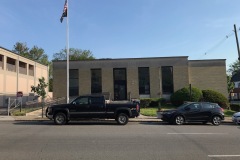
[136,104,140,112]
[220,108,224,112]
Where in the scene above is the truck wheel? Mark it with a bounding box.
[116,113,129,125]
[54,113,67,125]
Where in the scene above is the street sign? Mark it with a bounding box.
[17,91,23,97]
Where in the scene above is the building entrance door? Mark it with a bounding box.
[113,68,127,100]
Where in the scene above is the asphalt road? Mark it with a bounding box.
[0,121,240,160]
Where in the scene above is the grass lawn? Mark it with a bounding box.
[140,104,176,117]
[140,105,236,117]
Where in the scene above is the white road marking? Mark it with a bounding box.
[208,155,240,157]
[167,133,228,135]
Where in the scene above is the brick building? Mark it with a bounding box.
[53,56,228,101]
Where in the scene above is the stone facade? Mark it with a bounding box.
[52,57,228,100]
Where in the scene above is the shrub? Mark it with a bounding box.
[149,98,166,107]
[140,98,166,108]
[202,90,229,109]
[170,86,202,106]
[140,99,152,108]
[229,104,240,112]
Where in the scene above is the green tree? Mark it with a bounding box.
[53,48,95,60]
[31,77,48,118]
[12,42,52,91]
[12,42,29,56]
[227,75,234,94]
[31,77,48,100]
[228,60,240,75]
[13,42,49,66]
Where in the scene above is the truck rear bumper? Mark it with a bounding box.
[130,111,140,118]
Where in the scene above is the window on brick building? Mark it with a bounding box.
[138,67,150,94]
[162,66,173,94]
[91,69,102,94]
[69,69,79,96]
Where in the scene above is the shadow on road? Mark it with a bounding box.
[139,121,236,126]
[13,120,120,126]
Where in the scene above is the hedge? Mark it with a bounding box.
[202,90,229,109]
[140,98,166,108]
[230,104,240,112]
[170,86,202,106]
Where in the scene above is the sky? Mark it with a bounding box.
[1,0,240,70]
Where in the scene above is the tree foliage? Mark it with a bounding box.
[31,77,48,100]
[228,60,240,75]
[53,48,95,60]
[227,75,234,93]
[13,42,49,66]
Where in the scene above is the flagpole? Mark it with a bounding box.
[66,0,69,103]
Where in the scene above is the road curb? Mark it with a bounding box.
[0,116,233,124]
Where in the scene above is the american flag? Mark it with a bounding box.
[60,0,67,23]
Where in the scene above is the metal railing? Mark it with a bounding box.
[25,97,66,117]
[7,98,22,116]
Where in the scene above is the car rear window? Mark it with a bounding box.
[202,103,217,109]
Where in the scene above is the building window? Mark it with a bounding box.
[29,64,34,76]
[0,54,3,70]
[69,69,79,97]
[113,68,127,100]
[19,61,27,75]
[7,57,16,72]
[91,69,102,94]
[162,66,173,94]
[138,67,150,94]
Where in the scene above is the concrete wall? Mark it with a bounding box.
[0,47,49,107]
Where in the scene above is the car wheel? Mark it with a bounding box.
[54,113,67,125]
[174,115,184,125]
[211,116,221,126]
[116,113,129,125]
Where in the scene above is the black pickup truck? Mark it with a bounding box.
[46,95,140,125]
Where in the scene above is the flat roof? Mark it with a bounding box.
[0,46,48,66]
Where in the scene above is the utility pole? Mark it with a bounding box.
[234,24,240,60]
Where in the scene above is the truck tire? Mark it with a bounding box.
[116,113,129,125]
[54,112,67,125]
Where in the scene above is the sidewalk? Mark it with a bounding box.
[0,114,233,123]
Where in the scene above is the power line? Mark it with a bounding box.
[198,29,239,59]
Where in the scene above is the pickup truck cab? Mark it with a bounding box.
[46,95,140,125]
